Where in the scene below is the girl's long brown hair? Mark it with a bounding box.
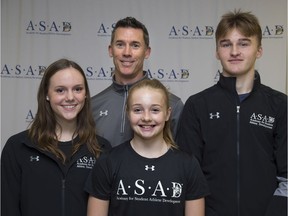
[28,59,101,163]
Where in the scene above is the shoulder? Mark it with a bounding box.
[254,85,287,115]
[173,148,196,158]
[96,135,112,151]
[258,84,287,102]
[97,141,131,166]
[169,92,182,102]
[2,130,30,153]
[5,130,29,145]
[100,141,131,162]
[91,85,114,102]
[185,85,218,105]
[164,149,202,174]
[109,141,130,155]
[168,93,184,109]
[175,150,203,175]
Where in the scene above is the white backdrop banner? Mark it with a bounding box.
[1,0,287,148]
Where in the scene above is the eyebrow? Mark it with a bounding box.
[115,39,141,44]
[131,103,162,106]
[219,38,252,44]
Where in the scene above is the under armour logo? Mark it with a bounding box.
[209,112,220,119]
[30,156,40,162]
[99,110,108,116]
[145,165,155,171]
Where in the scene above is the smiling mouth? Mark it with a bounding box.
[121,61,134,66]
[62,105,77,109]
[140,125,155,129]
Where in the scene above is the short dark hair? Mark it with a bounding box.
[111,17,150,47]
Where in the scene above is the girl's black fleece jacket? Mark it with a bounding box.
[1,130,111,216]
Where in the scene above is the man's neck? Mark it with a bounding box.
[114,71,144,85]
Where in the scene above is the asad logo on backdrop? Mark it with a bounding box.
[26,20,72,35]
[168,24,214,39]
[262,25,284,39]
[1,64,46,79]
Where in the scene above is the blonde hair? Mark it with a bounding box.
[126,79,178,149]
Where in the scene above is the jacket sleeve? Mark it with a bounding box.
[1,137,22,216]
[265,96,287,216]
[175,96,204,162]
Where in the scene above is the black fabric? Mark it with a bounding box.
[85,141,210,216]
[1,130,111,216]
[176,72,287,216]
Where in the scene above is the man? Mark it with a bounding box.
[176,10,287,216]
[91,17,183,147]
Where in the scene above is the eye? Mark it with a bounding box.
[56,88,65,94]
[115,42,124,48]
[219,42,231,48]
[132,107,143,113]
[151,107,161,113]
[131,43,140,49]
[74,86,84,93]
[238,41,250,47]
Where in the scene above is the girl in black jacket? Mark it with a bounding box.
[1,59,111,216]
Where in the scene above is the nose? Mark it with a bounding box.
[141,111,152,121]
[123,45,132,56]
[231,44,240,56]
[65,90,74,101]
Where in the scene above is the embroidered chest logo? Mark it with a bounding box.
[209,112,220,119]
[249,113,274,129]
[76,156,96,169]
[99,110,108,116]
[30,155,40,162]
[145,165,155,171]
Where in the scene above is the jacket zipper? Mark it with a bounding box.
[120,85,129,134]
[236,105,240,216]
[28,144,84,216]
[62,179,66,216]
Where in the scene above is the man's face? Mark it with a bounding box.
[216,28,262,78]
[109,27,151,84]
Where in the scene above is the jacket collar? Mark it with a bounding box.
[111,71,149,93]
[23,131,88,161]
[218,70,261,93]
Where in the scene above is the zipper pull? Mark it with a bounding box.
[62,179,66,189]
[236,106,240,113]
